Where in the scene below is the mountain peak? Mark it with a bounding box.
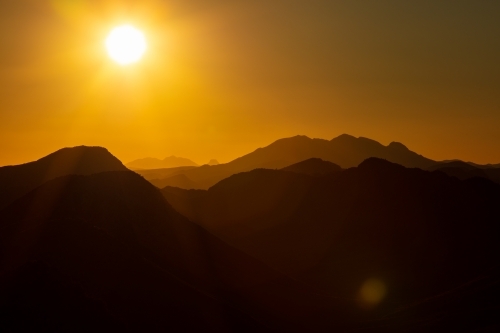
[39,145,111,160]
[388,141,409,151]
[357,157,405,171]
[276,135,312,143]
[282,158,342,176]
[35,146,126,172]
[331,133,357,142]
[0,146,128,208]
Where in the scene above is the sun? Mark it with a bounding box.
[105,25,147,65]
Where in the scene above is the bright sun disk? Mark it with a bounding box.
[106,25,147,65]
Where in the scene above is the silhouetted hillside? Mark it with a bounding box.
[229,135,435,171]
[428,160,482,171]
[163,169,314,235]
[467,162,500,169]
[0,146,128,209]
[281,158,342,176]
[0,171,358,332]
[300,158,500,303]
[133,165,197,180]
[429,160,500,184]
[126,156,198,169]
[162,158,500,331]
[144,135,436,189]
[150,173,198,189]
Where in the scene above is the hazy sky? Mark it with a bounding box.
[1,0,499,165]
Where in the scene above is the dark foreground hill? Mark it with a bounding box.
[0,146,128,209]
[0,171,365,332]
[162,158,500,331]
[137,134,435,190]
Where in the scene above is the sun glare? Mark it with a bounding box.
[106,25,147,65]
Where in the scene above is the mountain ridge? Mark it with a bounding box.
[0,146,128,209]
[137,134,436,190]
[161,158,500,302]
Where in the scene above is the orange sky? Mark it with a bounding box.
[1,0,499,166]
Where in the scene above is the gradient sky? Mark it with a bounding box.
[1,0,499,166]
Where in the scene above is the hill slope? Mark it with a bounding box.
[281,158,342,176]
[428,160,500,184]
[162,159,500,331]
[0,146,128,209]
[0,171,356,332]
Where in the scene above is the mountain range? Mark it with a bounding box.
[161,157,500,331]
[135,134,437,190]
[1,140,500,332]
[137,135,500,190]
[162,158,500,278]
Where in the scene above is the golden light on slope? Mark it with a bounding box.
[105,25,147,65]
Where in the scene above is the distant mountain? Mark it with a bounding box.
[467,161,500,169]
[149,173,198,189]
[282,158,342,176]
[161,158,500,331]
[132,165,197,180]
[228,134,435,170]
[0,171,354,332]
[428,160,500,184]
[142,134,436,190]
[126,156,198,169]
[0,146,128,209]
[428,160,483,171]
[208,159,220,166]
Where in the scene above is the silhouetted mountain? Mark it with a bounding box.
[133,165,197,180]
[150,173,198,189]
[281,158,342,176]
[467,161,500,169]
[429,160,500,184]
[484,168,500,183]
[208,159,220,166]
[0,171,358,332]
[229,134,435,170]
[126,156,198,170]
[143,135,435,189]
[162,169,314,236]
[0,146,128,209]
[300,158,500,302]
[162,158,500,331]
[428,160,482,171]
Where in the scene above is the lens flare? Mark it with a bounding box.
[358,278,387,308]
